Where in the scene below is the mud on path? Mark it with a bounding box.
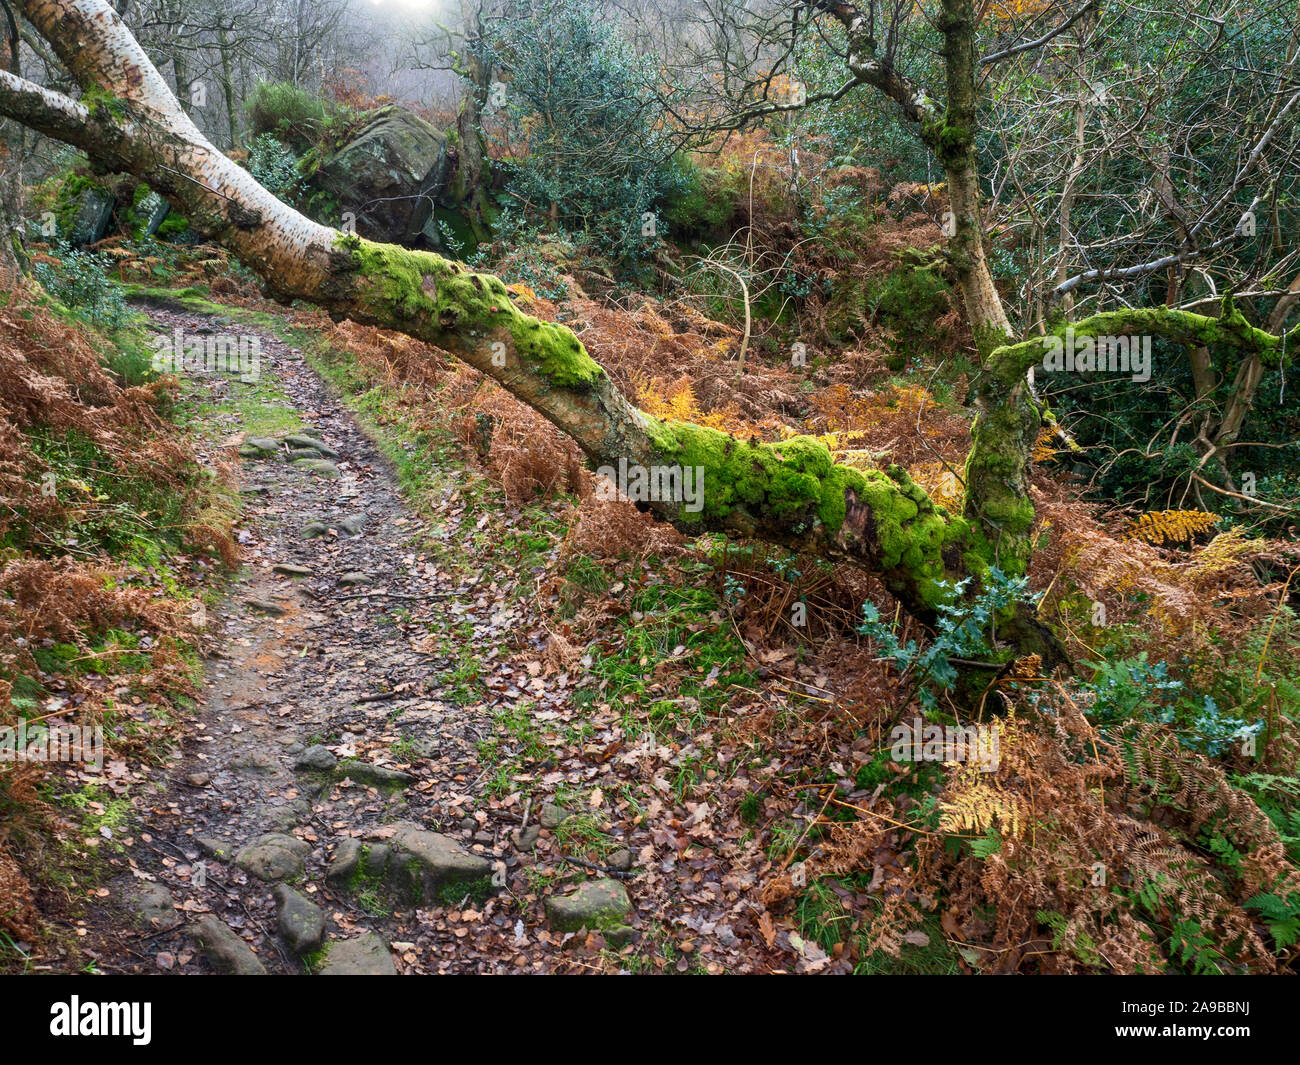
[94,305,559,975]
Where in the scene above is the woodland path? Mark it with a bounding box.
[97,305,553,974]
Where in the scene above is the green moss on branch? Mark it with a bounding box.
[647,420,974,612]
[342,235,604,387]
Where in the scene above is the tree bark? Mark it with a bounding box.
[0,0,991,630]
[448,7,493,243]
[2,0,1296,671]
[929,0,1013,357]
[819,0,1012,356]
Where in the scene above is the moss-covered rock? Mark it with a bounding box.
[302,104,482,252]
[545,878,631,935]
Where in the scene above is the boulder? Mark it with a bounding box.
[273,884,325,954]
[134,189,171,237]
[327,838,362,882]
[303,106,448,246]
[234,833,311,881]
[68,187,115,246]
[387,821,495,903]
[545,878,632,936]
[294,745,338,772]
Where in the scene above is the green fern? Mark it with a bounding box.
[1244,891,1300,948]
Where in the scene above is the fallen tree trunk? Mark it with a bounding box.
[2,1,1296,675]
[0,1,996,625]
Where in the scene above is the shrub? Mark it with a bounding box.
[33,247,128,330]
[661,155,740,241]
[247,133,305,203]
[245,81,353,154]
[477,0,679,261]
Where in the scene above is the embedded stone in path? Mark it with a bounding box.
[273,884,325,954]
[230,750,278,776]
[238,437,279,458]
[234,833,312,882]
[196,836,234,861]
[339,571,370,587]
[251,799,311,834]
[511,824,541,852]
[316,933,396,975]
[190,916,267,975]
[273,563,313,577]
[336,759,414,788]
[302,520,330,539]
[282,433,339,458]
[124,881,181,931]
[337,514,366,536]
[539,802,570,829]
[545,878,632,939]
[327,838,362,881]
[388,821,495,904]
[294,745,337,771]
[246,597,287,616]
[293,458,339,477]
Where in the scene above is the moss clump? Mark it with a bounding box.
[52,171,103,234]
[343,236,603,387]
[647,420,970,610]
[646,419,865,527]
[301,942,330,973]
[434,877,495,907]
[80,86,128,123]
[921,118,973,167]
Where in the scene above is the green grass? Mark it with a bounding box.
[581,579,752,742]
[553,812,615,861]
[477,700,548,797]
[11,428,192,556]
[55,784,132,853]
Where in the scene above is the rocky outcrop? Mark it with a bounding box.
[301,105,472,251]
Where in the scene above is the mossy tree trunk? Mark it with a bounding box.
[927,0,1013,358]
[449,8,494,244]
[822,0,1012,357]
[3,0,1297,674]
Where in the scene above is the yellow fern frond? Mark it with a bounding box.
[939,782,1026,838]
[633,374,735,431]
[1031,426,1058,464]
[1127,509,1220,545]
[1186,527,1265,577]
[910,461,964,511]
